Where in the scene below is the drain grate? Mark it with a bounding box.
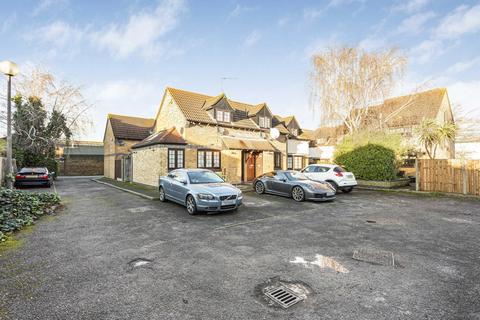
[264,285,303,308]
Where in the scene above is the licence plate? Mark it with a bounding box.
[347,174,354,179]
[221,199,236,206]
[26,175,37,178]
[327,192,335,197]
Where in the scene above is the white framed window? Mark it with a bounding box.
[216,110,231,122]
[287,156,293,170]
[294,156,303,170]
[197,151,205,167]
[291,128,298,136]
[259,116,271,128]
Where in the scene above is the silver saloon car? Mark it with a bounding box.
[159,169,243,215]
[252,170,336,202]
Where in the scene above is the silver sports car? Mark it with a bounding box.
[252,170,336,202]
[159,169,243,215]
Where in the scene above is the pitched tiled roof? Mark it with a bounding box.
[363,88,448,128]
[221,136,276,151]
[108,114,155,140]
[132,128,186,149]
[166,87,261,130]
[313,125,347,145]
[298,129,315,140]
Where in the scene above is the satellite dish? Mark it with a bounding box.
[269,128,280,139]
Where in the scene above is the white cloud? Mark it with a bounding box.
[243,30,262,48]
[408,39,445,64]
[358,36,387,51]
[303,8,324,21]
[85,80,161,140]
[448,81,480,119]
[397,11,436,34]
[435,3,480,39]
[446,57,480,74]
[91,0,186,59]
[32,0,69,16]
[34,21,85,48]
[227,4,256,20]
[393,0,430,13]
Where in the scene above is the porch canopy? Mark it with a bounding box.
[221,136,276,151]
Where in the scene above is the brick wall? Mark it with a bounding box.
[132,146,168,187]
[60,155,104,176]
[154,92,188,133]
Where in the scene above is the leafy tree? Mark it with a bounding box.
[12,95,71,172]
[417,119,456,159]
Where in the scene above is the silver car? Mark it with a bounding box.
[159,169,243,215]
[252,170,336,202]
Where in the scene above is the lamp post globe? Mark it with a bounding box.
[1,60,19,189]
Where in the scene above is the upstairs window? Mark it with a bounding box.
[216,110,231,123]
[259,116,271,128]
[290,128,298,136]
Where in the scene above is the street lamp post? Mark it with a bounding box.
[0,60,19,189]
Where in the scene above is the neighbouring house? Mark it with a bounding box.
[56,141,104,176]
[455,119,480,159]
[103,114,155,180]
[272,115,312,170]
[312,88,456,160]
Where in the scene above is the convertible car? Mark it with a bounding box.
[158,169,243,215]
[252,170,336,202]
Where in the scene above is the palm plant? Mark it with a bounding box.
[417,119,456,159]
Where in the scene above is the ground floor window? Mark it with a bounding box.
[274,152,282,169]
[197,150,221,169]
[168,149,184,170]
[287,155,304,170]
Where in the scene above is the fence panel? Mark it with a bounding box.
[417,159,480,196]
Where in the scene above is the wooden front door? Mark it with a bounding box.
[246,152,256,181]
[115,159,122,180]
[245,151,263,182]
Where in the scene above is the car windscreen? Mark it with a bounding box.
[187,171,224,184]
[285,171,309,181]
[19,168,47,174]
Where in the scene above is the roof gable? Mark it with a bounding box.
[108,114,155,141]
[364,88,448,128]
[166,87,263,130]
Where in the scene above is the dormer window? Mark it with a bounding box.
[291,128,298,136]
[259,116,271,128]
[216,110,231,123]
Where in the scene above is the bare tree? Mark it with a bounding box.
[1,65,92,138]
[309,47,406,133]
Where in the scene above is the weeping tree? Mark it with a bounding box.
[309,47,406,133]
[417,119,456,159]
[12,95,72,172]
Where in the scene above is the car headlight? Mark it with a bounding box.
[237,192,243,200]
[197,193,215,200]
[304,184,315,191]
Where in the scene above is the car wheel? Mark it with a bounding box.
[255,181,265,194]
[327,181,338,193]
[291,186,305,202]
[186,195,197,215]
[159,186,167,202]
[342,187,353,193]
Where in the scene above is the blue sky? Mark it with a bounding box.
[1,0,480,140]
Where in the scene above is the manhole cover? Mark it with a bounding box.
[352,248,396,266]
[254,276,314,309]
[128,258,153,271]
[264,285,303,309]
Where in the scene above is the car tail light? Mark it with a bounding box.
[40,174,49,179]
[15,174,25,179]
[334,172,343,177]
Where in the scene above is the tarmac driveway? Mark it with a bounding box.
[1,178,479,319]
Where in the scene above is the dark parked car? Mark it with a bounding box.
[253,170,336,202]
[14,167,53,188]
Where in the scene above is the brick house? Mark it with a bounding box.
[56,141,104,176]
[103,114,154,180]
[129,87,294,186]
[311,88,456,160]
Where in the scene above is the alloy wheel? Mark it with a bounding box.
[292,186,305,202]
[186,195,197,215]
[159,187,165,201]
[255,182,265,194]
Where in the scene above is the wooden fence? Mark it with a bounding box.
[416,159,480,196]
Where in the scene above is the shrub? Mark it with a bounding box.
[335,144,397,181]
[0,188,61,242]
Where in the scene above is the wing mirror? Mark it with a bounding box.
[180,179,188,185]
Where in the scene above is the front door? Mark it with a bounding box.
[245,151,263,182]
[246,152,256,181]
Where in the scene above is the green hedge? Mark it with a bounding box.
[335,144,397,181]
[0,188,61,242]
